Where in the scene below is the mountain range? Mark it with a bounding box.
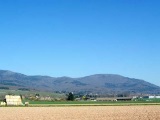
[0,70,160,94]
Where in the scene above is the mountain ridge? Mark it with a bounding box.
[0,70,160,94]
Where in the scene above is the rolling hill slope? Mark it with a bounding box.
[0,70,160,94]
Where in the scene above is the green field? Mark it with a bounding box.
[26,99,160,104]
[21,99,160,107]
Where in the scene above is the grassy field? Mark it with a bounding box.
[20,99,160,107]
[27,100,160,104]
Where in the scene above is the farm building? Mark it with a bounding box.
[96,97,133,101]
[116,97,133,101]
[141,95,160,99]
[5,95,23,106]
[149,96,160,99]
[96,98,117,101]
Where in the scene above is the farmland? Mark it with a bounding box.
[0,106,160,120]
[25,100,160,107]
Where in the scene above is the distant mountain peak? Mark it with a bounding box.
[0,70,159,94]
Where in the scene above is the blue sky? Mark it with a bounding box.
[0,0,160,86]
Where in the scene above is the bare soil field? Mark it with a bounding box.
[0,106,160,120]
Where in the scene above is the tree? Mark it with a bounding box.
[35,93,40,98]
[67,92,74,101]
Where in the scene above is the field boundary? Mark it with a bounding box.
[1,103,157,107]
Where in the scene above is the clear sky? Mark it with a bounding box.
[0,0,160,86]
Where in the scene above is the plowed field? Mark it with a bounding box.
[0,106,160,120]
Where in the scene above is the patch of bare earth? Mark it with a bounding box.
[0,106,160,120]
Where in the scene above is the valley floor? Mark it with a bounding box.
[0,106,160,120]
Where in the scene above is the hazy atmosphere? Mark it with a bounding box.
[0,0,160,86]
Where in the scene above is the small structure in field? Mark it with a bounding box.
[0,102,6,106]
[5,95,23,106]
[25,102,29,106]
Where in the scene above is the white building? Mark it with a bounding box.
[149,96,160,99]
[5,95,23,106]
